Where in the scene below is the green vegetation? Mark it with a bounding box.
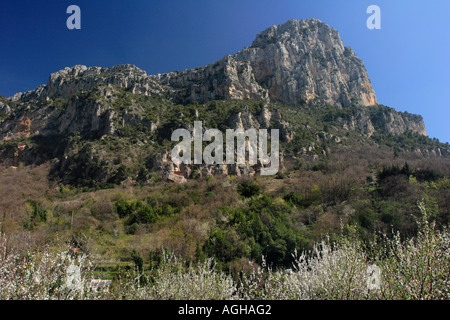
[0,88,449,300]
[237,181,261,198]
[0,147,448,277]
[1,203,448,300]
[114,196,179,233]
[205,195,311,267]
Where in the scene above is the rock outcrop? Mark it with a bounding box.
[333,106,427,137]
[0,18,442,184]
[11,64,164,103]
[8,19,377,109]
[1,93,117,141]
[235,19,378,107]
[0,19,386,143]
[153,19,378,107]
[153,56,270,104]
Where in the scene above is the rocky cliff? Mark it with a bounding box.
[330,106,427,138]
[1,19,424,141]
[0,18,445,184]
[154,19,378,107]
[11,64,164,102]
[8,19,378,108]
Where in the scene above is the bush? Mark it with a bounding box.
[115,198,135,218]
[1,203,447,300]
[376,202,450,299]
[0,234,101,300]
[114,199,158,225]
[283,192,307,208]
[26,200,47,222]
[131,249,144,273]
[206,196,311,267]
[139,253,237,300]
[237,181,260,198]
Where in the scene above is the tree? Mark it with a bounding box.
[237,181,260,198]
[131,249,144,273]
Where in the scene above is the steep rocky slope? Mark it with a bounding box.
[159,19,378,107]
[0,19,446,185]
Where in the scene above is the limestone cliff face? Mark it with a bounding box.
[153,56,269,104]
[7,19,379,109]
[333,107,427,138]
[158,19,378,107]
[0,19,383,142]
[0,19,430,150]
[372,108,427,136]
[11,64,164,103]
[235,19,378,107]
[9,19,375,108]
[2,90,117,141]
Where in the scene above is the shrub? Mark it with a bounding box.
[237,181,260,198]
[111,252,237,300]
[376,202,450,299]
[1,203,447,300]
[115,198,134,218]
[26,200,47,222]
[283,192,307,208]
[0,234,102,300]
[114,199,158,225]
[131,249,144,273]
[260,235,373,300]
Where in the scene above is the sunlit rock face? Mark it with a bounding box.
[159,19,378,107]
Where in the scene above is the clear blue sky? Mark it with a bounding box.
[1,0,449,142]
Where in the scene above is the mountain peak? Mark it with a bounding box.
[10,19,377,108]
[147,19,378,107]
[251,19,339,47]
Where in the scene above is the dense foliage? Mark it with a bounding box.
[1,204,448,300]
[0,94,449,300]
